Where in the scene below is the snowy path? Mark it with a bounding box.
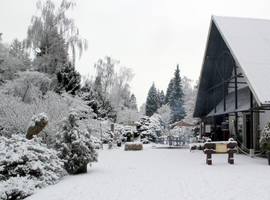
[26,144,270,200]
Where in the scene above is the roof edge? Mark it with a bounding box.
[193,16,214,117]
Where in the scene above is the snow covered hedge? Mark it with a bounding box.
[0,135,66,200]
[55,112,98,174]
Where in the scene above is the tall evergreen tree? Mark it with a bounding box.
[145,82,158,116]
[159,90,165,107]
[156,89,161,108]
[165,78,174,106]
[170,64,186,123]
[172,64,184,103]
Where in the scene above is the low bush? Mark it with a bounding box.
[0,134,66,199]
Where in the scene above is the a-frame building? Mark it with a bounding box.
[193,15,270,153]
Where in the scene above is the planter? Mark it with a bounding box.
[125,142,143,151]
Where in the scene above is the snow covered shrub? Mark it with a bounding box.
[136,114,164,143]
[55,112,98,174]
[140,130,158,144]
[98,130,112,144]
[91,136,102,149]
[149,114,164,137]
[114,124,129,142]
[260,121,270,152]
[0,176,36,200]
[0,134,66,199]
[120,126,136,142]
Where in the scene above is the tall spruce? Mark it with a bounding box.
[165,78,174,106]
[145,82,158,116]
[156,89,161,108]
[172,64,184,103]
[159,90,165,107]
[170,64,186,123]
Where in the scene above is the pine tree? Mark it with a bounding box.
[33,31,68,75]
[172,64,184,103]
[165,79,174,106]
[55,112,98,174]
[170,64,186,123]
[159,90,165,107]
[81,83,117,122]
[55,62,81,95]
[145,82,158,116]
[129,93,138,111]
[156,89,161,108]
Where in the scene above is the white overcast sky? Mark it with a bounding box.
[1,0,270,108]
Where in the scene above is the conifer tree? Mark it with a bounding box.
[165,79,174,106]
[170,64,186,123]
[55,62,81,95]
[156,89,161,108]
[172,64,184,103]
[159,90,165,107]
[145,82,158,116]
[55,111,98,174]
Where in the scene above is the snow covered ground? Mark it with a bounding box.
[26,144,270,200]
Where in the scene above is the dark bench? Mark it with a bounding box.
[203,138,237,165]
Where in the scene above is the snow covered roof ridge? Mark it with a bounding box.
[212,15,270,106]
[212,14,270,22]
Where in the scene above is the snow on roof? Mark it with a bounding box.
[212,15,270,106]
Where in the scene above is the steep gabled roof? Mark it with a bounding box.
[194,15,270,117]
[213,15,270,106]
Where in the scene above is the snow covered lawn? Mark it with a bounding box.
[26,144,270,200]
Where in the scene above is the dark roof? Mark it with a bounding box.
[193,15,270,118]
